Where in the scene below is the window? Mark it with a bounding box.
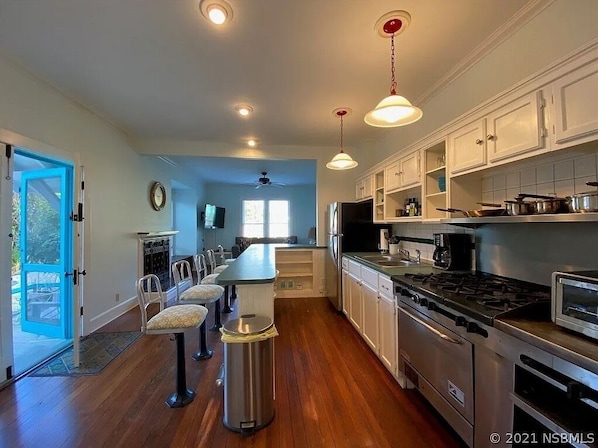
[242,200,289,238]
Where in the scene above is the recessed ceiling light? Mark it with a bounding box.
[199,0,233,25]
[247,139,258,147]
[235,104,253,117]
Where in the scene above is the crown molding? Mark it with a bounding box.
[416,0,556,106]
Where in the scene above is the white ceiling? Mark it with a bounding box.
[0,0,535,184]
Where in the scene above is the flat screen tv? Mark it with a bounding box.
[204,204,225,229]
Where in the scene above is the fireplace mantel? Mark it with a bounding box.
[137,230,179,240]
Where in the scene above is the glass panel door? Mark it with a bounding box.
[19,167,72,339]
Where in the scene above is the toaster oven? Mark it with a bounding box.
[552,271,598,341]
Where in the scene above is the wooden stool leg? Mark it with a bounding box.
[222,285,233,313]
[166,333,196,408]
[210,297,222,332]
[192,321,213,361]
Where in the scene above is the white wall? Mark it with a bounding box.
[172,186,199,256]
[0,55,203,334]
[202,183,317,250]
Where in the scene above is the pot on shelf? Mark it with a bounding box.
[517,193,571,214]
[504,199,535,216]
[570,182,598,213]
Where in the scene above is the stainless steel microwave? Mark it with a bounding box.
[552,271,598,341]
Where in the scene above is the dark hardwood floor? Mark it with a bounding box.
[0,297,465,448]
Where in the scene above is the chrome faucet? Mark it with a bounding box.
[399,248,410,260]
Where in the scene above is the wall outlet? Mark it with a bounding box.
[115,293,120,302]
[280,281,286,289]
[287,280,294,289]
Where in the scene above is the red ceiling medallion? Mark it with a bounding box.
[375,10,411,38]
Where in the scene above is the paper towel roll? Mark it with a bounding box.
[379,229,389,251]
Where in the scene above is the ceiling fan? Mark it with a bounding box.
[254,171,285,189]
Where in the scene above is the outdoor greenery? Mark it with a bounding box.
[11,191,60,274]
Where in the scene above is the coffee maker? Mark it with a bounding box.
[432,233,472,270]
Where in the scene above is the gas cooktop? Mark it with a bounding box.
[393,271,551,325]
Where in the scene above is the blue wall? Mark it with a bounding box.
[202,183,316,250]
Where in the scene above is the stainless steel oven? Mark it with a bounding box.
[552,271,598,341]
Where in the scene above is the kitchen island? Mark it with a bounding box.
[215,243,323,319]
[215,243,277,319]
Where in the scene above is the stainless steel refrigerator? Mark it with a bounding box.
[325,200,391,311]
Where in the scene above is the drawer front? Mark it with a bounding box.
[348,260,361,277]
[378,275,393,298]
[361,266,378,289]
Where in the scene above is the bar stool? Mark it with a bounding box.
[136,274,207,408]
[194,254,225,331]
[172,259,224,353]
[207,248,228,274]
[207,249,235,313]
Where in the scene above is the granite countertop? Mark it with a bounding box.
[495,303,598,375]
[215,243,325,285]
[216,244,277,285]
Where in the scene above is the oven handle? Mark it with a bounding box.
[400,306,463,345]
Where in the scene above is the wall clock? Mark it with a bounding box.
[150,181,166,211]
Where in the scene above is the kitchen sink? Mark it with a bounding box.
[376,260,419,267]
[355,254,420,267]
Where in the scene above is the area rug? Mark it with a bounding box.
[29,331,141,377]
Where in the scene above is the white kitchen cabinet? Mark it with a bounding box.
[341,257,350,316]
[385,150,421,192]
[360,266,379,352]
[347,260,363,332]
[487,91,545,163]
[448,119,487,175]
[449,91,545,175]
[275,248,325,298]
[361,282,379,352]
[373,170,385,223]
[355,175,373,201]
[423,140,448,221]
[550,60,598,148]
[377,275,397,376]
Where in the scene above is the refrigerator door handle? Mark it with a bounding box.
[327,232,343,237]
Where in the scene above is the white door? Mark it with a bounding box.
[0,144,14,382]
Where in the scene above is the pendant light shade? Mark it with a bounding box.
[327,108,358,171]
[365,11,422,128]
[364,94,423,127]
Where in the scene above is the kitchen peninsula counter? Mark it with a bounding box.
[495,303,598,376]
[216,243,323,319]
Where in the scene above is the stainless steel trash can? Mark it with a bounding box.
[222,314,275,434]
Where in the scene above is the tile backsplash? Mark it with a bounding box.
[391,222,475,268]
[481,153,598,203]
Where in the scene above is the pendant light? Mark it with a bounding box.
[364,11,422,128]
[327,108,358,171]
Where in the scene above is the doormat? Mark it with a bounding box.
[29,331,141,377]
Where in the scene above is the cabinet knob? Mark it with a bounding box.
[487,134,495,141]
[475,139,483,145]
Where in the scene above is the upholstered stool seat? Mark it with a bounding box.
[137,274,207,408]
[172,259,224,356]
